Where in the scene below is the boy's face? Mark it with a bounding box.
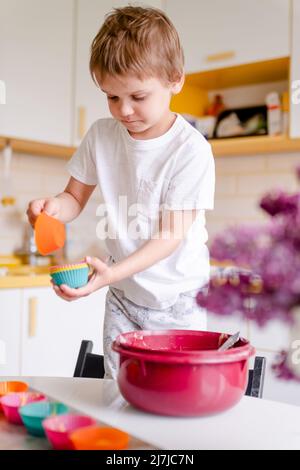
[96,72,182,139]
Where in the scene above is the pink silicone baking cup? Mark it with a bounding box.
[0,392,46,425]
[42,414,96,450]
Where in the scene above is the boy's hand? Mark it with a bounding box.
[52,256,112,302]
[27,197,61,227]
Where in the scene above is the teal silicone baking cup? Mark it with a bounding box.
[50,263,89,288]
[19,401,69,437]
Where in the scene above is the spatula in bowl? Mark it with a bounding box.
[218,331,240,351]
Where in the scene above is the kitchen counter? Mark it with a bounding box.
[0,273,51,289]
[0,264,52,289]
[0,414,51,450]
[2,376,300,450]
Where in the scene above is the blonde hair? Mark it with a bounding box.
[90,5,184,85]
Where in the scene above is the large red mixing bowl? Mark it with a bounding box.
[112,330,255,417]
[115,329,240,354]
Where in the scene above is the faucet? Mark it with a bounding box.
[27,227,39,266]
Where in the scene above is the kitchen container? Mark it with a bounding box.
[0,381,28,411]
[35,212,65,255]
[0,392,46,424]
[50,262,89,288]
[42,414,96,450]
[69,426,129,450]
[115,329,237,354]
[112,330,255,417]
[19,401,69,436]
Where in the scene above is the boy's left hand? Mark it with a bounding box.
[52,256,112,302]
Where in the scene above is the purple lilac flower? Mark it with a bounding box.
[197,168,300,380]
[260,191,298,217]
[196,271,295,326]
[197,166,300,359]
[210,224,271,267]
[257,241,299,294]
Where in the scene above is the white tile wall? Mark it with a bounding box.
[207,312,249,339]
[237,173,299,195]
[214,174,237,196]
[265,153,300,172]
[213,195,265,219]
[249,320,292,353]
[0,152,103,257]
[214,155,266,174]
[204,219,233,239]
[1,149,298,261]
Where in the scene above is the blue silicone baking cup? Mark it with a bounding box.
[50,266,89,288]
[19,401,69,437]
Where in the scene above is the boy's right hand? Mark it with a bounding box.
[26,197,61,227]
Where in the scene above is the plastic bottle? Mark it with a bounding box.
[0,144,16,207]
[265,92,282,136]
[281,91,289,135]
[207,94,225,117]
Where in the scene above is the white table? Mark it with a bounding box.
[0,377,151,450]
[2,376,300,450]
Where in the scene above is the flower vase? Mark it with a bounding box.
[287,307,300,379]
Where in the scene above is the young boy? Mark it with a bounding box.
[27,6,215,379]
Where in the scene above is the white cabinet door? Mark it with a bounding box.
[0,289,22,376]
[0,0,74,145]
[74,0,163,145]
[165,0,290,73]
[21,286,107,377]
[290,0,300,138]
[74,0,113,146]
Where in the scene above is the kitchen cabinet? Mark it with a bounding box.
[0,0,294,147]
[165,0,290,73]
[290,0,300,138]
[0,285,107,377]
[73,0,111,146]
[0,0,164,147]
[21,286,107,376]
[0,289,22,375]
[74,0,163,145]
[0,0,74,145]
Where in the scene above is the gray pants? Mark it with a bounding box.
[103,287,207,379]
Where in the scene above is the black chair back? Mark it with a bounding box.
[74,340,105,379]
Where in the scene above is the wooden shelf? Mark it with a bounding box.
[171,56,290,119]
[210,135,300,157]
[0,136,75,160]
[0,274,51,289]
[185,57,290,90]
[0,137,6,150]
[1,134,300,160]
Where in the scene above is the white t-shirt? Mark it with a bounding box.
[67,114,215,309]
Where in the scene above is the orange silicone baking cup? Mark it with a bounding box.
[0,381,28,399]
[69,426,129,450]
[35,213,66,255]
[49,262,88,274]
[0,381,29,411]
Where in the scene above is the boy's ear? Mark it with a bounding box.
[171,74,185,95]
